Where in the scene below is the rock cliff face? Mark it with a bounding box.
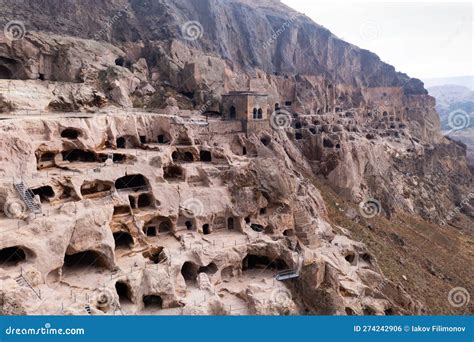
[0,0,472,315]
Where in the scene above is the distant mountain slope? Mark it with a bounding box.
[427,84,474,131]
[423,76,474,90]
[428,84,474,165]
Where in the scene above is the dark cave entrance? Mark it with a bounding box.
[242,254,288,271]
[137,193,153,208]
[227,217,234,230]
[30,185,55,203]
[159,220,171,233]
[113,232,133,249]
[0,246,27,266]
[116,137,126,148]
[229,106,236,119]
[61,128,81,140]
[80,181,112,197]
[145,225,157,237]
[163,165,184,181]
[0,65,12,79]
[199,150,212,162]
[157,134,171,144]
[143,295,163,309]
[181,261,198,285]
[63,250,108,270]
[115,174,148,191]
[62,149,97,163]
[172,151,194,163]
[115,281,133,304]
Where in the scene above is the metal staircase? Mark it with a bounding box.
[15,272,41,299]
[275,254,304,281]
[14,181,42,214]
[84,305,92,315]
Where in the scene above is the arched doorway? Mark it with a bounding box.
[229,106,236,119]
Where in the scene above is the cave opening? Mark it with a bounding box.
[144,247,166,264]
[115,174,148,191]
[115,57,125,67]
[0,246,27,266]
[250,223,264,232]
[145,226,157,237]
[113,154,126,163]
[157,134,171,144]
[113,232,133,249]
[260,136,271,146]
[295,132,303,140]
[143,295,163,309]
[137,193,153,208]
[229,106,236,119]
[242,254,288,271]
[115,281,133,304]
[113,205,131,216]
[61,128,81,140]
[172,151,194,163]
[361,253,373,265]
[159,221,171,233]
[181,261,198,285]
[199,150,212,162]
[198,262,218,275]
[0,65,12,79]
[116,137,126,148]
[62,150,97,163]
[63,250,108,270]
[227,217,234,230]
[323,138,334,148]
[345,253,356,264]
[39,152,55,162]
[31,185,55,203]
[80,181,112,197]
[163,165,184,181]
[202,224,210,235]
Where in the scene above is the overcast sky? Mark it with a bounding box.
[281,0,473,80]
